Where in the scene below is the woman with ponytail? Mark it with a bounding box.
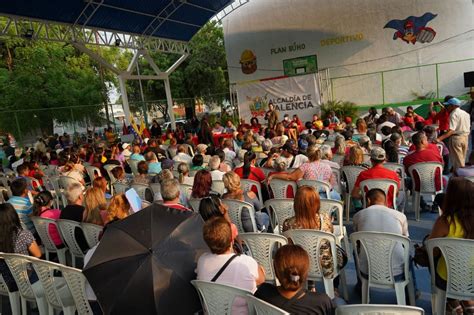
[32,190,63,246]
[254,245,335,314]
[234,151,266,194]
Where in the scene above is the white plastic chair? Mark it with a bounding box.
[0,259,21,315]
[319,199,350,258]
[31,259,75,315]
[384,162,407,192]
[360,178,399,210]
[239,233,288,283]
[128,159,139,176]
[221,199,257,233]
[332,154,345,167]
[331,167,342,194]
[260,167,274,178]
[191,280,252,315]
[350,231,415,305]
[59,265,95,315]
[246,294,290,315]
[188,198,203,212]
[81,223,103,249]
[85,166,101,183]
[241,179,263,203]
[57,220,85,268]
[58,176,82,191]
[49,176,67,208]
[297,179,331,198]
[31,217,67,265]
[268,179,297,199]
[103,164,118,184]
[426,238,474,315]
[263,199,294,234]
[341,166,365,222]
[408,162,443,221]
[211,180,226,195]
[112,182,129,194]
[283,229,347,299]
[336,304,424,314]
[2,253,49,315]
[130,184,153,202]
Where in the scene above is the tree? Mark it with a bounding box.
[0,40,104,135]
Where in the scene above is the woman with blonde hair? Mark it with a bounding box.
[104,194,131,224]
[83,187,107,226]
[343,145,370,169]
[222,171,270,232]
[177,162,193,186]
[254,245,335,313]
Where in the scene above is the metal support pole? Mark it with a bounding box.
[164,77,176,130]
[14,112,22,145]
[136,59,148,128]
[70,108,76,134]
[435,64,440,99]
[381,72,385,105]
[110,104,117,133]
[118,76,131,125]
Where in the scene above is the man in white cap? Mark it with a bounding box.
[122,143,132,159]
[436,97,470,172]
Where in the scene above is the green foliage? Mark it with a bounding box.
[0,40,104,135]
[320,100,359,121]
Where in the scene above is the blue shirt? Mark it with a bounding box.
[130,153,145,161]
[8,196,35,233]
[148,162,162,174]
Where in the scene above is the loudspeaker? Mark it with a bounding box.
[464,71,474,88]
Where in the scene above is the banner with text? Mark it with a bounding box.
[236,74,321,123]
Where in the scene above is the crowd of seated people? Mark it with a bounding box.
[0,93,473,314]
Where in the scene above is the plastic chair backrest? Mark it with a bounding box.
[113,182,129,194]
[239,233,288,281]
[130,184,152,201]
[31,258,68,310]
[350,231,410,286]
[221,199,257,233]
[31,216,60,252]
[1,253,36,300]
[85,166,101,181]
[408,162,444,194]
[57,219,85,258]
[179,184,193,201]
[59,265,94,314]
[426,238,474,301]
[58,176,81,190]
[332,154,345,167]
[297,179,331,197]
[436,143,443,156]
[283,229,338,280]
[188,198,202,212]
[241,179,263,203]
[269,179,296,199]
[263,199,294,234]
[261,168,274,178]
[360,178,398,209]
[128,159,139,176]
[149,183,161,195]
[0,273,8,295]
[336,304,424,315]
[246,294,290,315]
[81,223,103,248]
[211,180,226,195]
[103,164,118,183]
[384,162,406,191]
[341,165,365,193]
[191,280,252,315]
[319,199,344,230]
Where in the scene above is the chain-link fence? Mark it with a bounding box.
[0,92,235,146]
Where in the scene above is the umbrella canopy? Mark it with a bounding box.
[83,204,208,315]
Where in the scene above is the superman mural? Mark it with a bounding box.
[384,13,437,44]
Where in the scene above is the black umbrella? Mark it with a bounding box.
[83,204,208,315]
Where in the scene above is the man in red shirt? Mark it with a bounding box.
[161,179,191,212]
[404,132,444,190]
[352,147,400,209]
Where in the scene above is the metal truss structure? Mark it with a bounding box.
[215,0,249,22]
[0,15,190,54]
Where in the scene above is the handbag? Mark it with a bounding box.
[413,234,430,268]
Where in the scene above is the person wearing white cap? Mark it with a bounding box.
[196,144,210,164]
[122,143,132,159]
[436,97,470,172]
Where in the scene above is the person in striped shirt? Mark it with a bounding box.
[7,178,36,235]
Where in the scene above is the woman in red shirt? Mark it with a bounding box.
[234,151,266,184]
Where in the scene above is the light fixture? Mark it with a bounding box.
[115,38,122,46]
[23,29,34,39]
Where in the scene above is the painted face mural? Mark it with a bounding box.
[240,49,257,74]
